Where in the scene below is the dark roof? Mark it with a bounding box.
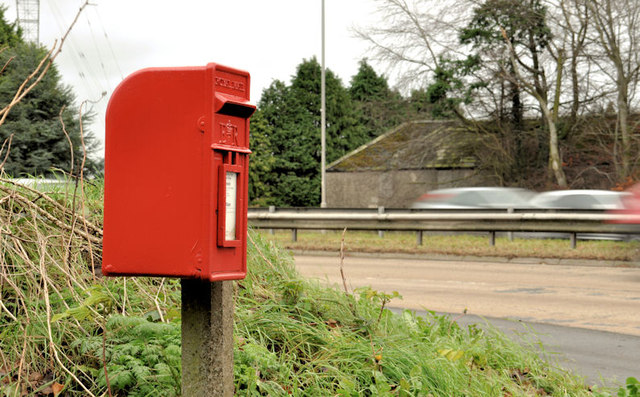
[327,120,478,172]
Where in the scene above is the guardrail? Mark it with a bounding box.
[247,207,640,248]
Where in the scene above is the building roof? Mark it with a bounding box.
[327,120,478,172]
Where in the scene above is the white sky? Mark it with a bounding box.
[3,0,383,157]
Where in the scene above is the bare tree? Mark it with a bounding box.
[491,0,568,187]
[354,0,473,89]
[546,0,591,126]
[355,0,640,188]
[586,0,640,180]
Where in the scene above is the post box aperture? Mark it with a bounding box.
[103,63,255,281]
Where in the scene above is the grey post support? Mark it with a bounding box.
[268,206,275,235]
[378,206,385,238]
[181,279,234,397]
[507,208,514,241]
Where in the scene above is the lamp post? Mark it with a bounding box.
[320,0,327,208]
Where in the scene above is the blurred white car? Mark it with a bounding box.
[529,189,633,240]
[410,187,536,210]
[529,190,630,210]
[9,178,69,192]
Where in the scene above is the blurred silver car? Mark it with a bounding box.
[529,190,630,210]
[410,187,536,210]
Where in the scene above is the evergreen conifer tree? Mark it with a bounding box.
[251,58,367,206]
[0,6,99,177]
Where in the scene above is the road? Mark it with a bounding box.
[294,254,640,336]
[293,254,640,387]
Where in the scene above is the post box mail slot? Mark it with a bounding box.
[102,63,255,281]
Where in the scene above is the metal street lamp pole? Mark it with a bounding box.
[321,0,327,208]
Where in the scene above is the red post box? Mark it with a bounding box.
[102,63,255,281]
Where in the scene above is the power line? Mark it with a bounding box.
[92,5,124,81]
[86,15,112,93]
[48,1,106,96]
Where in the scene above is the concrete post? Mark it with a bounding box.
[181,279,234,397]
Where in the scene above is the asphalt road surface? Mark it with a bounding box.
[294,254,640,388]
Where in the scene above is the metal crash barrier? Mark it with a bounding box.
[248,207,640,249]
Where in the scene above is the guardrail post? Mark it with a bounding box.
[507,208,514,241]
[570,232,577,249]
[378,206,385,238]
[416,230,423,246]
[268,205,275,235]
[292,228,298,242]
[489,231,496,246]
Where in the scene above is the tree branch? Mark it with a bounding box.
[0,0,91,127]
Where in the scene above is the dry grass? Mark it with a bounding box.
[0,179,180,395]
[259,229,640,262]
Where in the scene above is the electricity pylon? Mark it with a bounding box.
[15,0,40,43]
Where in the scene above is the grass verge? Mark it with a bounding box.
[260,229,640,262]
[0,180,630,395]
